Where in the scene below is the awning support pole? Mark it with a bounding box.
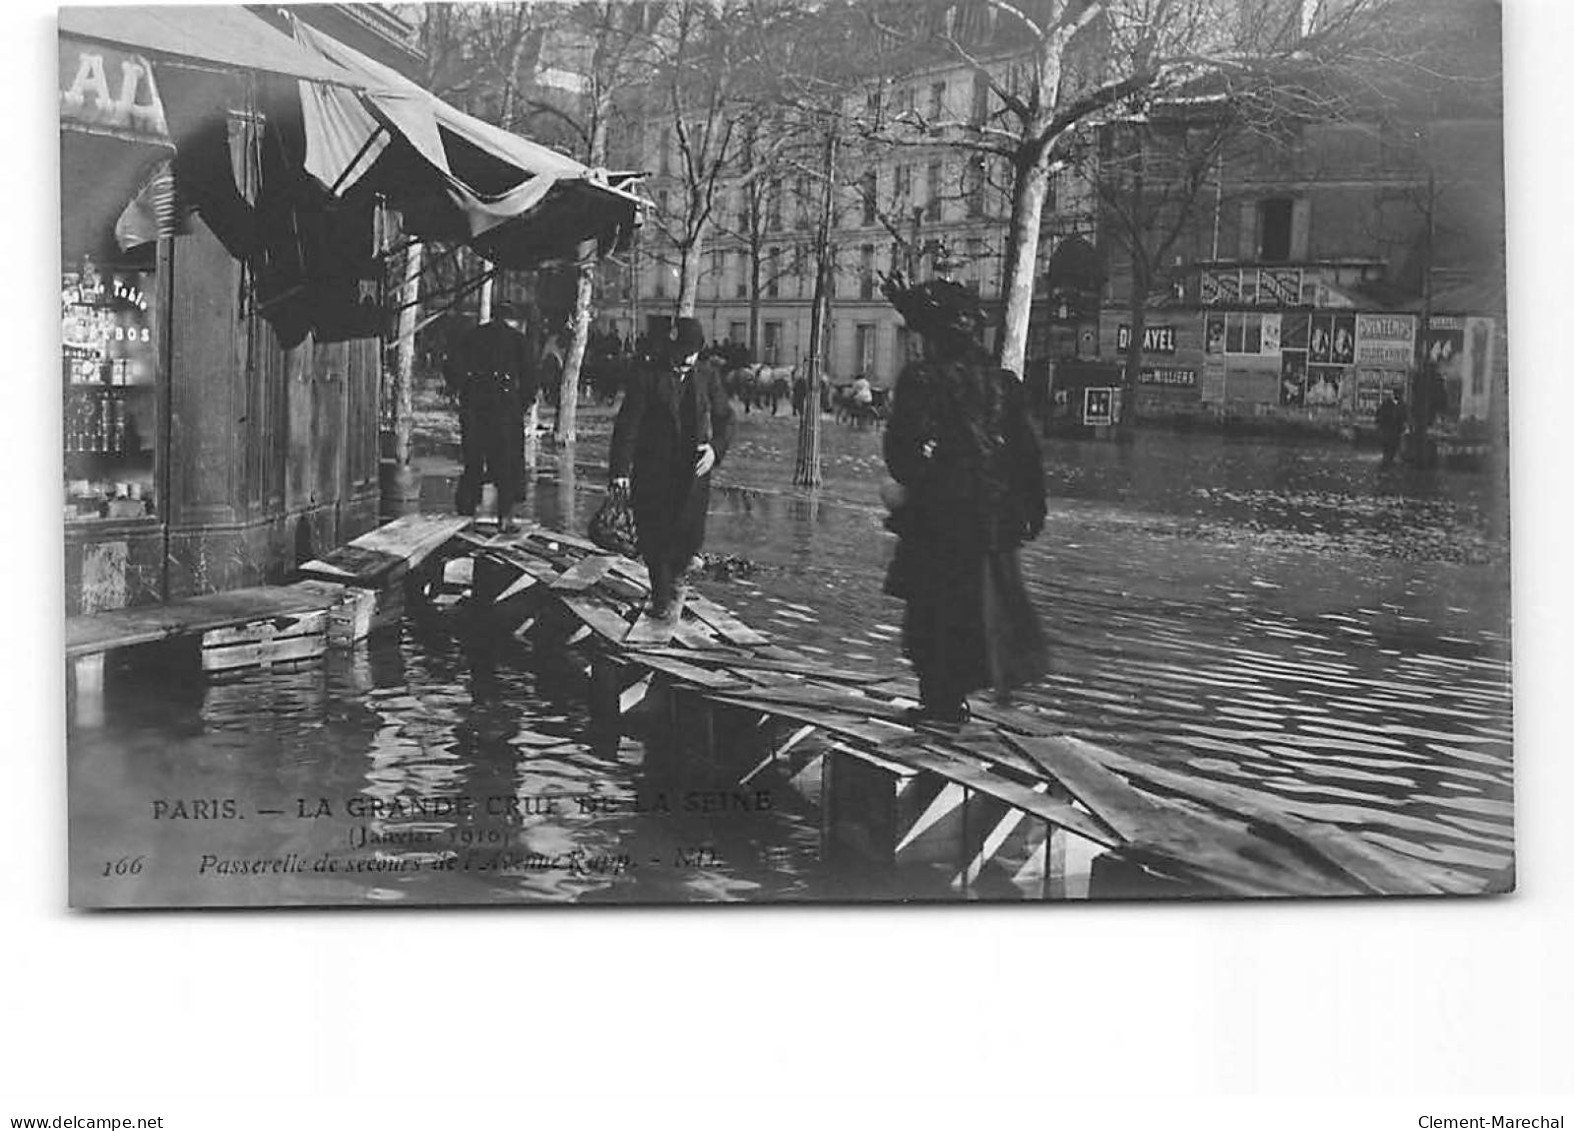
[328,122,387,197]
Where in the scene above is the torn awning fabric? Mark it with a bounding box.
[287,17,644,269]
[58,6,371,261]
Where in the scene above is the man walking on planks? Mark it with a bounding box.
[445,301,540,533]
[609,317,735,619]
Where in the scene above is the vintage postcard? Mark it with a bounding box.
[61,0,1511,909]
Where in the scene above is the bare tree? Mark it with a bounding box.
[512,1,654,443]
[843,0,1402,379]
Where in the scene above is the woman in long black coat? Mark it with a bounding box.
[882,277,1048,724]
[609,317,735,616]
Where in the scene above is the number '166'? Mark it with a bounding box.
[102,855,145,878]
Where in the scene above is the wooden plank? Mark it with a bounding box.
[494,572,539,603]
[892,744,1121,850]
[66,582,342,658]
[624,645,879,683]
[719,657,887,684]
[348,513,471,564]
[299,514,469,586]
[1040,738,1451,897]
[606,558,651,592]
[670,612,720,650]
[626,592,685,646]
[1001,735,1358,898]
[550,555,622,593]
[710,695,903,748]
[723,681,915,723]
[202,609,326,648]
[526,526,603,555]
[557,596,630,645]
[636,653,750,691]
[683,592,770,646]
[201,633,326,673]
[479,544,563,583]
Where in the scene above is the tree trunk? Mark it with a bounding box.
[393,240,423,465]
[677,237,703,317]
[557,250,596,445]
[556,110,610,446]
[996,142,1052,379]
[748,247,762,361]
[1407,169,1437,466]
[1121,160,1148,435]
[794,133,837,488]
[1122,259,1148,435]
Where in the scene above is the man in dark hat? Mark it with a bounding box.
[444,300,540,532]
[609,316,735,618]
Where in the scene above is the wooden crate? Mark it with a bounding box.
[201,610,328,673]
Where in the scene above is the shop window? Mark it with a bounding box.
[63,256,159,523]
[1259,198,1294,262]
[763,321,782,365]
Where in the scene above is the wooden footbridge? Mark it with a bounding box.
[65,513,1480,901]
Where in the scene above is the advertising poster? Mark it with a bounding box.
[1083,386,1115,425]
[1306,365,1345,408]
[1331,314,1357,364]
[1205,312,1225,355]
[1260,312,1282,355]
[1356,313,1418,367]
[1309,313,1333,362]
[1200,355,1227,404]
[1280,350,1307,406]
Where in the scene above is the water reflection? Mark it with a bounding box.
[68,420,1511,905]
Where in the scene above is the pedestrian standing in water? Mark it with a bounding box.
[880,274,1048,725]
[444,301,539,532]
[1376,390,1406,468]
[609,316,735,618]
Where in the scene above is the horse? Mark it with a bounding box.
[726,362,798,415]
[832,380,887,429]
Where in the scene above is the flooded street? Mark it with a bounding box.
[68,411,1513,906]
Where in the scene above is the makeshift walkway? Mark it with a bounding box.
[443,521,1474,901]
[65,512,1476,900]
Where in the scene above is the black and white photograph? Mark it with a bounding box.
[55,0,1516,914]
[16,0,1574,1124]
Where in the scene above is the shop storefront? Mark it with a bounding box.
[60,13,384,615]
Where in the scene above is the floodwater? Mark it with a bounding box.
[67,411,1513,907]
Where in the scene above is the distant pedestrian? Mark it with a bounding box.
[444,301,540,532]
[1377,391,1405,467]
[881,274,1048,725]
[609,316,736,618]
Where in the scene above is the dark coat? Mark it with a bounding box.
[609,357,735,564]
[884,358,1046,554]
[444,320,538,419]
[883,356,1047,700]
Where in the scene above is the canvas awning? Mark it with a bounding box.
[58,7,377,260]
[58,6,367,87]
[286,17,644,269]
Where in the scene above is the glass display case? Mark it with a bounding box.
[63,256,158,522]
